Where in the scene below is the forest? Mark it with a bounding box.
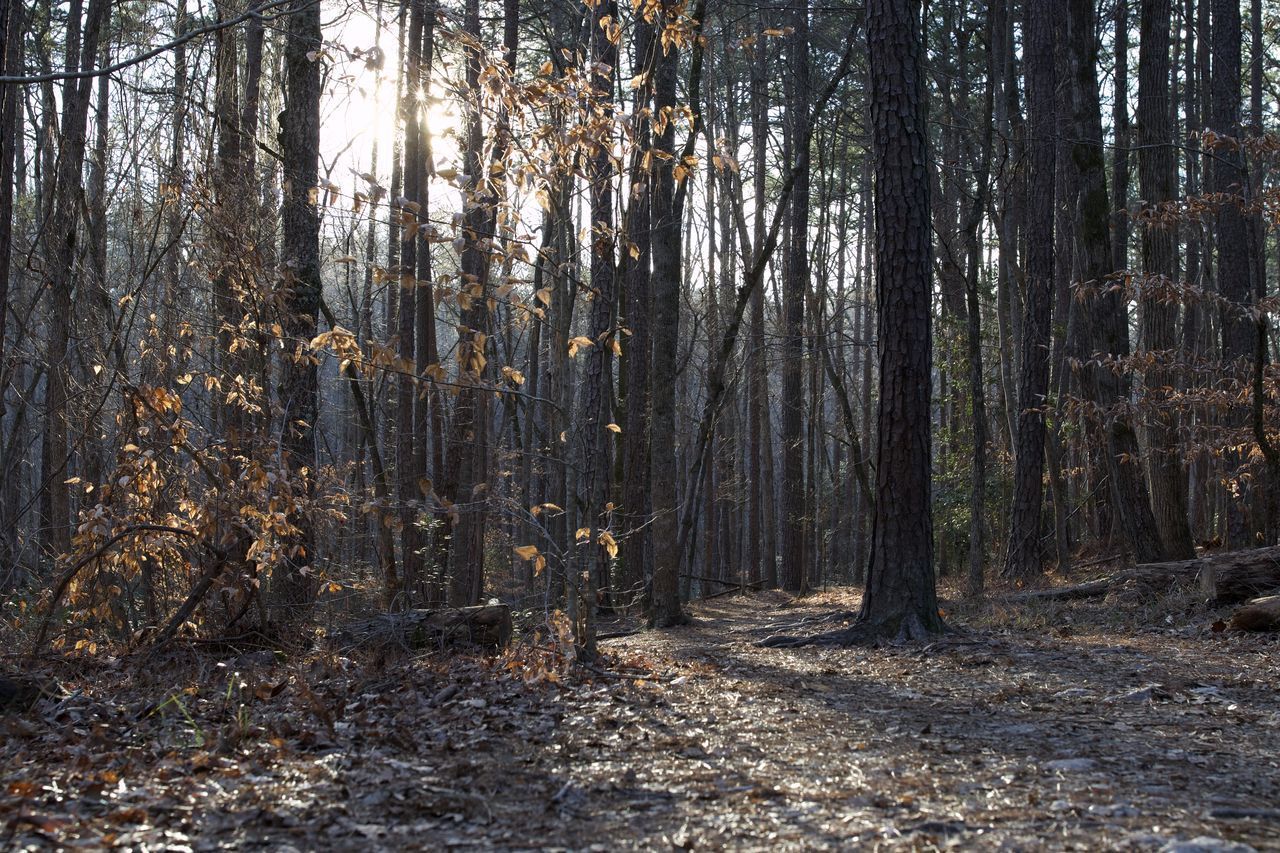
[1,0,1279,847]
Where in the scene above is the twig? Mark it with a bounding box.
[31,524,205,656]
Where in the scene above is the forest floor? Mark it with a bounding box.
[3,583,1280,851]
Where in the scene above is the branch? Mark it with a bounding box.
[0,0,302,85]
[31,525,206,655]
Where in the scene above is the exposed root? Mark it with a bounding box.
[759,610,949,648]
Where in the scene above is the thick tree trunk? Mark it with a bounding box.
[1064,0,1168,564]
[1138,0,1197,560]
[854,0,942,640]
[1197,546,1280,603]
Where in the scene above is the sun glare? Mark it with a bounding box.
[325,7,463,192]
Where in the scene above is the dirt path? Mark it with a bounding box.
[3,591,1279,850]
[534,592,1280,850]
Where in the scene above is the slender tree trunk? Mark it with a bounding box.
[648,1,687,627]
[1003,0,1057,581]
[42,0,110,561]
[1210,0,1253,548]
[621,15,655,607]
[779,0,810,594]
[569,0,617,655]
[274,0,323,622]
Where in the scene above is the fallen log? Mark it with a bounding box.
[1228,595,1280,632]
[329,605,512,653]
[1196,546,1280,603]
[1007,547,1280,604]
[1007,562,1201,602]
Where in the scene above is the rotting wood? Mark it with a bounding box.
[1228,595,1280,632]
[1196,546,1280,603]
[329,605,512,653]
[1007,547,1280,604]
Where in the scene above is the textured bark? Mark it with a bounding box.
[855,0,942,639]
[1064,0,1168,563]
[1197,546,1280,604]
[1003,0,1057,581]
[779,0,810,594]
[1138,0,1196,560]
[648,2,686,628]
[274,0,323,622]
[42,0,111,559]
[1210,0,1254,549]
[621,19,654,606]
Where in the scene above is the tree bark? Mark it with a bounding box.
[1064,0,1169,564]
[1003,0,1057,581]
[853,0,942,640]
[275,0,323,623]
[779,0,810,594]
[1138,0,1197,559]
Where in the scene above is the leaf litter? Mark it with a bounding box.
[2,589,1278,850]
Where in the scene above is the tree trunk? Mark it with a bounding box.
[855,0,942,640]
[1138,0,1197,560]
[1210,0,1254,549]
[1003,0,1057,581]
[42,0,111,561]
[1064,0,1169,564]
[274,0,323,623]
[648,1,687,628]
[779,0,810,594]
[569,0,618,656]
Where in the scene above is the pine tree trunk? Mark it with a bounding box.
[1138,0,1197,559]
[1003,0,1057,581]
[856,0,943,639]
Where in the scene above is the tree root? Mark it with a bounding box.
[759,610,949,648]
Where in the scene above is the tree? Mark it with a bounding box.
[765,0,942,644]
[274,0,323,623]
[1064,0,1169,563]
[1210,0,1254,549]
[1002,0,1057,581]
[779,0,810,593]
[853,0,943,640]
[648,0,688,628]
[1137,0,1197,560]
